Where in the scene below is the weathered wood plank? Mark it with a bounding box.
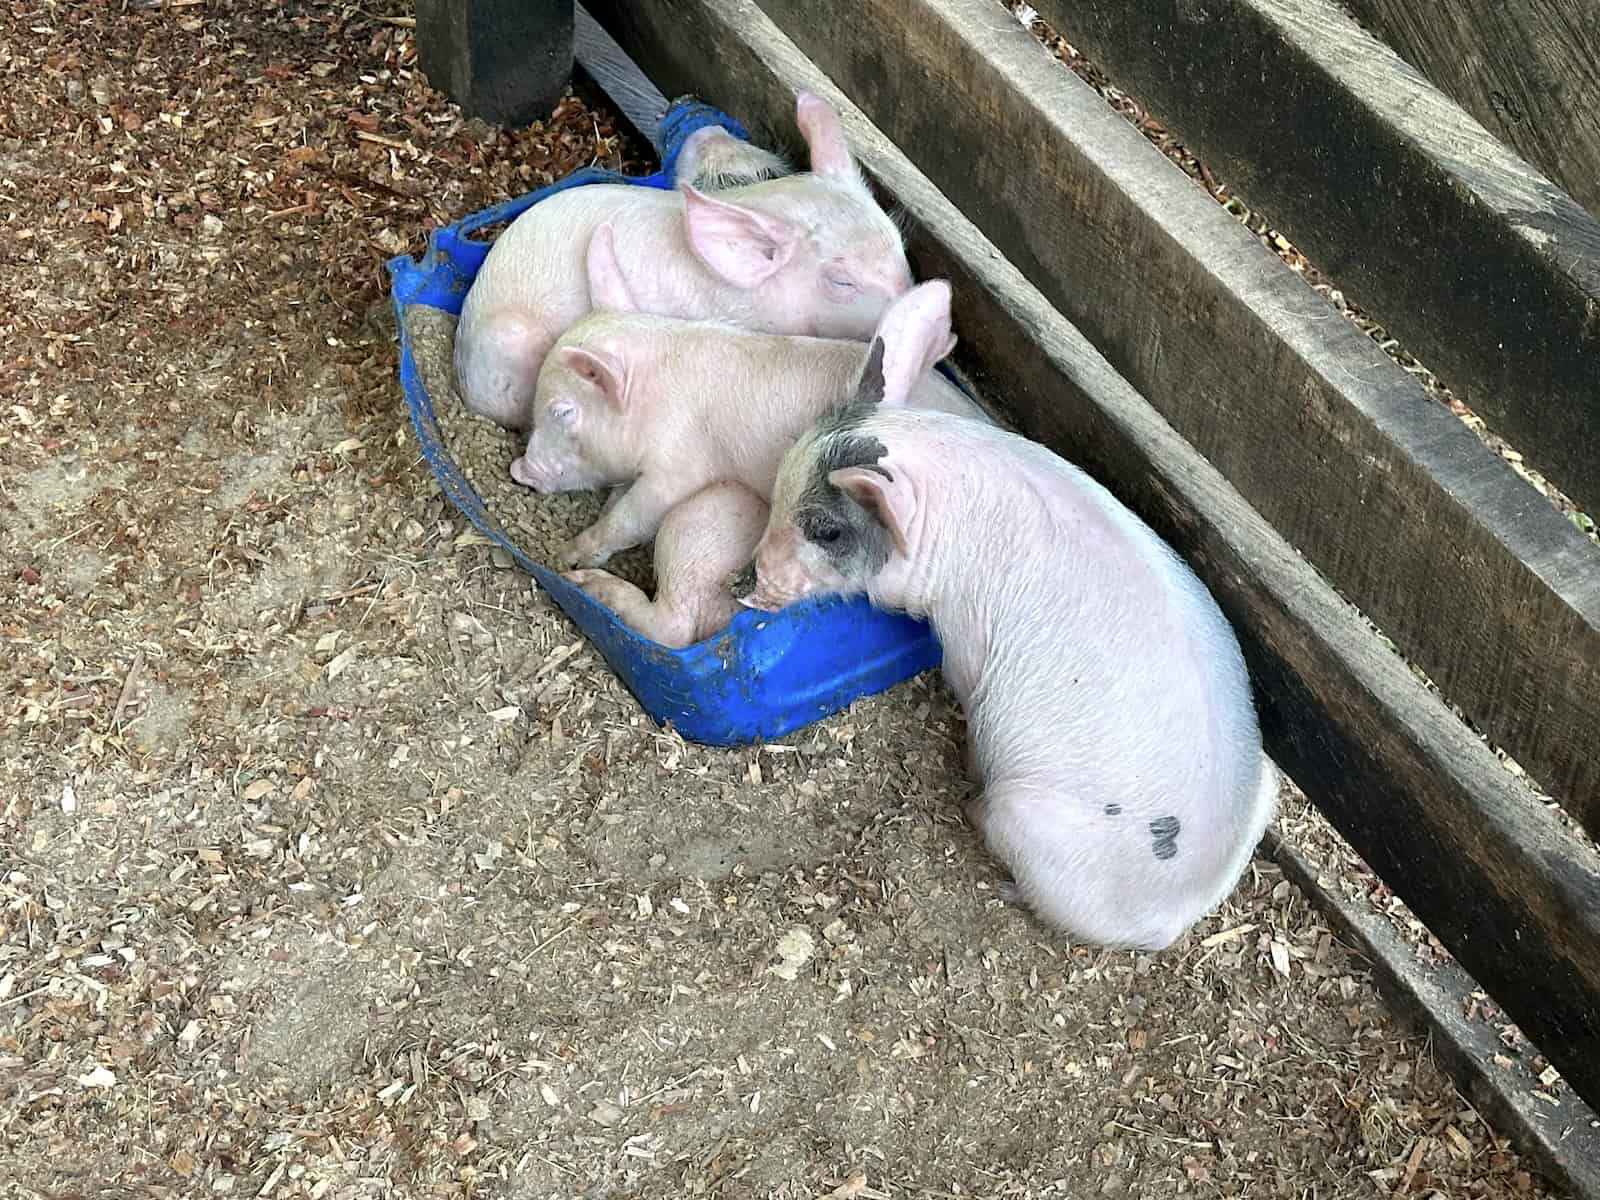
[574,3,667,150]
[586,0,1600,1121]
[1342,0,1600,221]
[752,0,1600,838]
[415,0,574,126]
[1030,0,1600,535]
[1266,829,1600,1200]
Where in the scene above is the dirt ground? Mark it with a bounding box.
[0,3,1568,1198]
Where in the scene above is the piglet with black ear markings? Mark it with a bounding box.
[743,279,1278,951]
[454,91,914,430]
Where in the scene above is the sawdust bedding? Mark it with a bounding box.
[0,2,1570,1197]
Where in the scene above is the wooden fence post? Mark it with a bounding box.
[415,0,575,126]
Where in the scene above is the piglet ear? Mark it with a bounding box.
[829,465,913,557]
[556,345,626,409]
[796,91,855,179]
[872,280,955,407]
[853,338,887,406]
[585,222,636,313]
[681,186,799,289]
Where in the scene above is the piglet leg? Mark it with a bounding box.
[564,569,699,649]
[562,477,682,569]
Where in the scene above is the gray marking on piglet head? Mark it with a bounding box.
[820,431,890,479]
[1149,815,1181,861]
[790,426,896,584]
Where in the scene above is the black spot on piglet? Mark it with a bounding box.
[1149,815,1181,861]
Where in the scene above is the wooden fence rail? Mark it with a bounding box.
[1030,0,1600,554]
[1343,0,1600,220]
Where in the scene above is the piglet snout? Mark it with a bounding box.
[737,537,814,611]
[509,455,546,490]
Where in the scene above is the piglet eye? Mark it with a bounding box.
[826,275,859,294]
[815,522,844,545]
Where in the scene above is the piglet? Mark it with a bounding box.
[564,482,768,648]
[673,123,791,192]
[455,92,910,429]
[511,269,989,570]
[738,280,1277,951]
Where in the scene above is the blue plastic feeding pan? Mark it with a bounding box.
[385,100,942,746]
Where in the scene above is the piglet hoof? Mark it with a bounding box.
[562,568,601,589]
[560,535,612,571]
[961,792,988,829]
[727,561,757,600]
